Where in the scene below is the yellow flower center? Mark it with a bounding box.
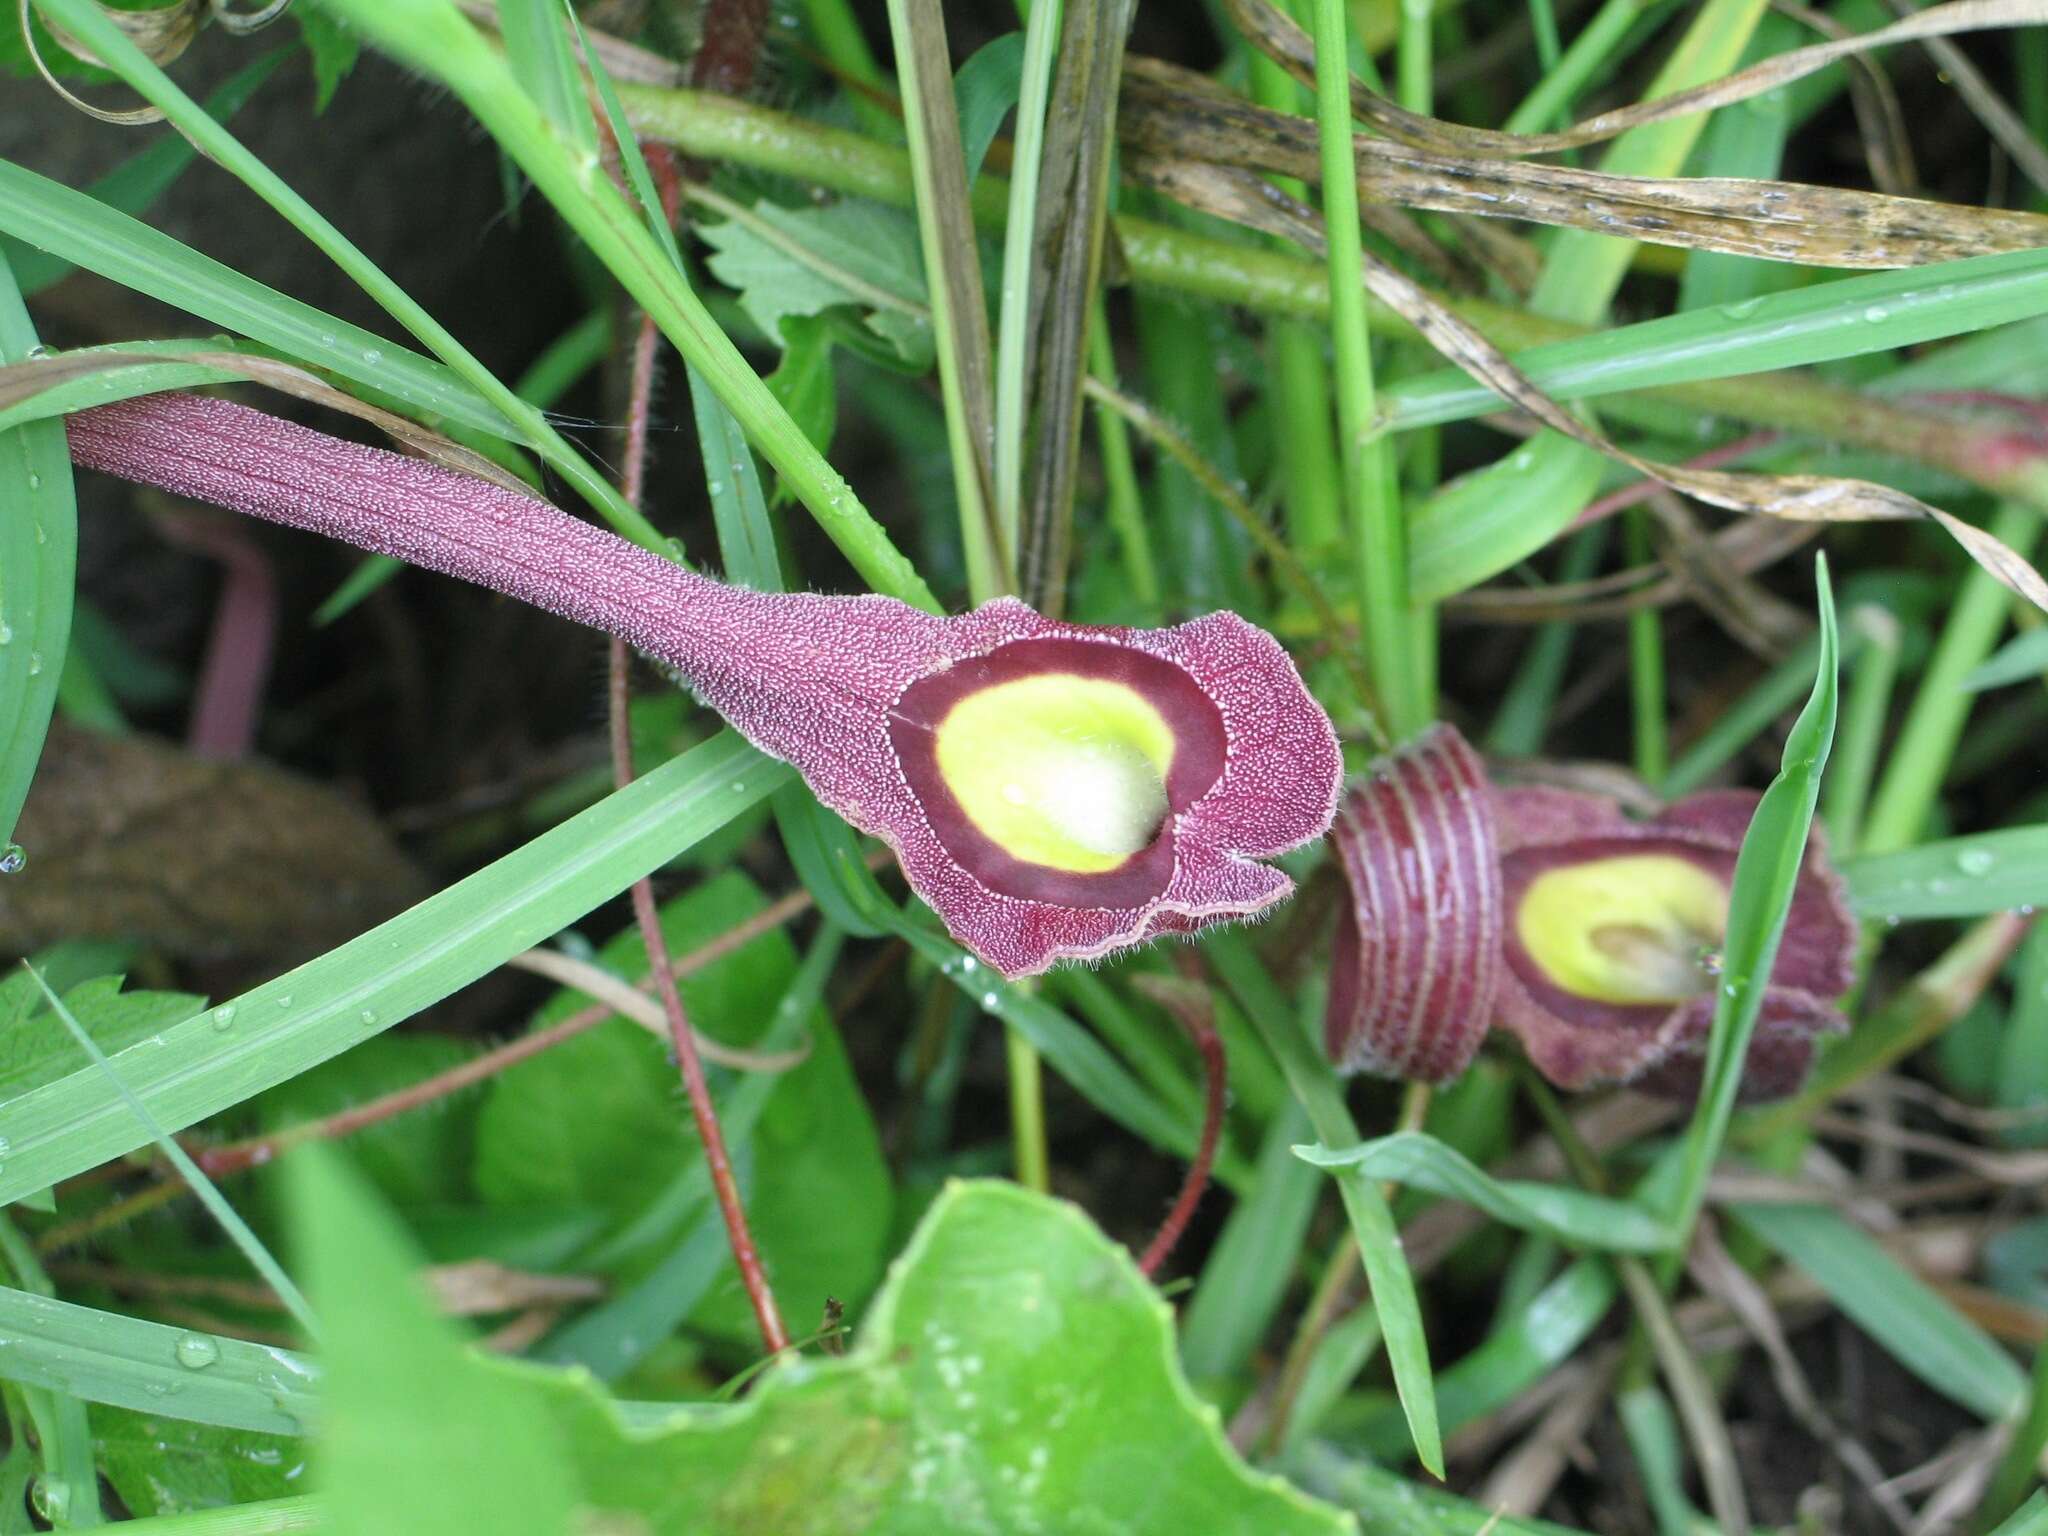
[1516,853,1728,1005]
[933,673,1175,872]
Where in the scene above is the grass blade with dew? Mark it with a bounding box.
[0,249,73,859]
[26,963,318,1334]
[0,733,790,1205]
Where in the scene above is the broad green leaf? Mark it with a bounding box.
[1298,1133,1674,1252]
[484,1182,1357,1533]
[1841,826,2048,920]
[296,1148,581,1536]
[93,1406,301,1518]
[0,969,203,1103]
[698,198,934,368]
[0,732,791,1206]
[952,33,1026,187]
[475,873,892,1343]
[253,1034,482,1213]
[1728,1200,2026,1420]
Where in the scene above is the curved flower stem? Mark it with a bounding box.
[606,161,790,1355]
[1135,975,1229,1277]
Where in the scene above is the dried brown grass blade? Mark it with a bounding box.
[20,0,205,125]
[1131,156,2048,614]
[1118,61,2048,268]
[1772,1,1917,196]
[1224,0,2048,160]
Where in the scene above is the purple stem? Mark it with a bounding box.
[146,506,277,760]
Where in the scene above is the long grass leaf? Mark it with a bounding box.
[0,734,789,1204]
[1728,1200,2026,1420]
[1842,826,2048,919]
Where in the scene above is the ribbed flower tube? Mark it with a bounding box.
[1323,724,1502,1083]
[65,392,1343,976]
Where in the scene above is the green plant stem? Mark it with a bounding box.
[1625,509,1668,783]
[32,0,664,553]
[883,0,1007,604]
[799,0,898,136]
[1396,0,1432,115]
[1005,1025,1052,1194]
[993,0,1064,553]
[615,83,2048,524]
[1311,0,1422,739]
[1503,0,1655,133]
[1820,603,1904,859]
[1860,503,2045,858]
[323,0,941,612]
[1086,312,1161,611]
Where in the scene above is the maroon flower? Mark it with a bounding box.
[1325,726,1855,1101]
[1494,785,1855,1101]
[64,392,1341,977]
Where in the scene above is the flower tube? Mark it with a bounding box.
[65,392,1342,976]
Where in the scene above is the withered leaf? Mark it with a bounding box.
[1224,0,2048,162]
[1133,157,2048,615]
[1118,61,2048,269]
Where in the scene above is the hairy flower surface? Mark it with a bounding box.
[1323,725,1855,1100]
[65,393,1342,976]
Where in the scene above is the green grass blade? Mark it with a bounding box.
[0,1288,317,1435]
[27,964,317,1336]
[1962,626,2048,693]
[30,0,663,551]
[1297,1133,1673,1252]
[1384,247,2048,433]
[1728,1200,2026,1420]
[1341,1258,1617,1459]
[1662,558,1838,1249]
[1203,930,1443,1477]
[0,734,790,1204]
[6,50,286,298]
[0,161,512,438]
[0,248,75,856]
[317,0,940,612]
[1180,1103,1319,1382]
[1841,826,2048,919]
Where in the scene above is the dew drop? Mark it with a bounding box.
[731,781,746,792]
[25,472,39,491]
[34,523,46,545]
[361,348,383,365]
[359,1008,377,1026]
[1956,848,1996,876]
[981,991,999,1010]
[959,956,977,973]
[174,1333,220,1370]
[26,652,40,677]
[1863,305,1889,323]
[0,843,24,875]
[0,622,13,646]
[1720,298,1763,320]
[275,994,294,1008]
[211,1004,237,1031]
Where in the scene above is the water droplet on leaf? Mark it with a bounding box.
[175,1333,219,1370]
[0,844,24,875]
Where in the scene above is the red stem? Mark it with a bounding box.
[148,506,277,759]
[605,134,789,1357]
[1138,979,1228,1278]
